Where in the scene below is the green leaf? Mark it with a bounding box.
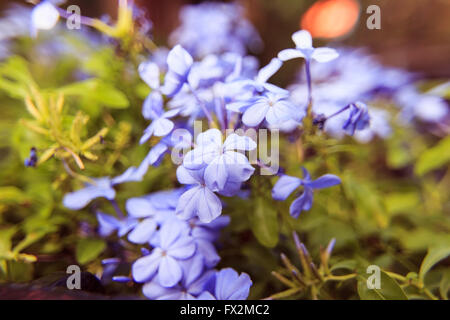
[0,56,33,98]
[419,246,450,283]
[249,198,279,248]
[0,227,17,260]
[60,79,129,109]
[93,83,129,109]
[357,270,408,300]
[76,238,106,265]
[439,270,450,300]
[0,186,29,204]
[415,136,450,176]
[330,259,357,272]
[385,192,420,215]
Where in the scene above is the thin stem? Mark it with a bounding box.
[62,159,95,185]
[323,273,358,282]
[109,199,125,219]
[305,59,312,107]
[423,288,439,301]
[188,84,215,128]
[326,104,351,121]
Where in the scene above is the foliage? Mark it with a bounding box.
[0,0,448,300]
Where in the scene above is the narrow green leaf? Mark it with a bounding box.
[357,270,408,300]
[250,198,279,248]
[76,238,106,265]
[415,136,450,176]
[419,246,450,283]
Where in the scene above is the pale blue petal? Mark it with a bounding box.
[262,83,290,95]
[166,45,193,76]
[127,218,157,244]
[292,30,313,49]
[167,235,196,260]
[152,118,174,137]
[196,239,220,268]
[289,187,314,219]
[142,142,168,167]
[196,187,222,223]
[176,165,199,185]
[196,128,222,147]
[307,174,341,189]
[183,145,218,170]
[139,62,160,89]
[278,48,305,61]
[142,91,163,120]
[197,291,216,300]
[256,58,282,84]
[158,256,183,287]
[204,156,228,191]
[117,218,138,237]
[161,70,183,97]
[132,249,162,283]
[139,124,154,145]
[242,101,270,127]
[176,186,202,220]
[160,218,184,250]
[265,100,297,125]
[96,212,120,237]
[63,180,115,210]
[223,151,255,182]
[188,270,216,296]
[311,47,339,63]
[180,254,204,288]
[142,281,179,300]
[223,133,257,151]
[272,175,302,200]
[215,268,252,300]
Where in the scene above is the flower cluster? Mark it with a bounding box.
[99,189,252,300]
[50,0,382,300]
[289,48,448,142]
[61,24,359,298]
[2,0,447,302]
[169,2,262,58]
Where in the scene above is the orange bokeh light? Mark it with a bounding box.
[301,0,361,39]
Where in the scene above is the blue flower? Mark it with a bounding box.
[209,268,252,300]
[96,212,138,237]
[63,178,116,210]
[189,216,230,268]
[63,151,162,210]
[272,168,341,218]
[278,30,338,63]
[125,189,185,244]
[175,166,223,223]
[142,255,215,300]
[228,91,300,127]
[139,108,179,145]
[162,45,193,97]
[395,87,448,123]
[138,61,181,144]
[132,218,196,287]
[139,61,164,120]
[31,1,60,36]
[342,102,371,135]
[225,58,286,96]
[183,129,256,192]
[169,2,262,58]
[24,147,38,167]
